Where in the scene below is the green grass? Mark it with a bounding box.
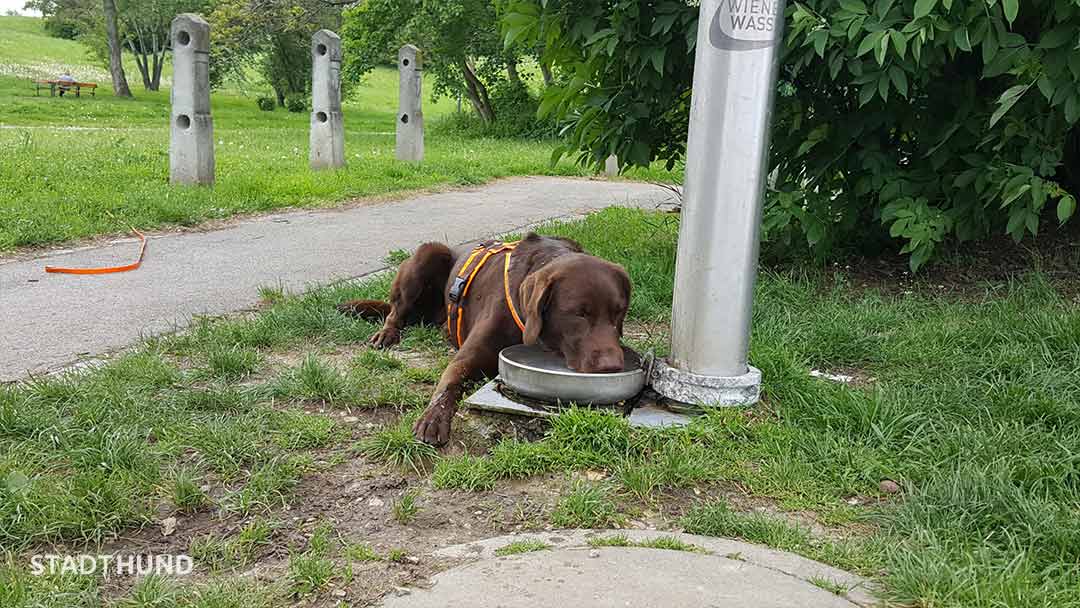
[357,412,438,474]
[392,491,420,524]
[494,539,551,556]
[1,207,1079,607]
[0,16,677,252]
[286,521,338,597]
[587,534,706,553]
[550,481,623,529]
[189,518,277,573]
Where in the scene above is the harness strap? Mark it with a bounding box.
[504,248,526,334]
[445,241,526,348]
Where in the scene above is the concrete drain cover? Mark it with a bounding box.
[379,530,874,608]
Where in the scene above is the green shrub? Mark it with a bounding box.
[507,0,1080,269]
[286,96,308,113]
[257,97,276,112]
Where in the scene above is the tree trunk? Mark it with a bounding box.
[275,88,286,108]
[128,39,153,90]
[148,29,163,91]
[540,62,554,86]
[461,59,494,123]
[151,52,162,91]
[103,0,131,97]
[506,59,521,85]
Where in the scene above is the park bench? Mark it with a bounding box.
[32,79,98,98]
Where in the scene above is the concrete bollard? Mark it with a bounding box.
[169,14,213,186]
[604,155,619,177]
[310,29,345,170]
[396,44,423,162]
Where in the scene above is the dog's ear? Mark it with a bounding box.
[519,267,557,345]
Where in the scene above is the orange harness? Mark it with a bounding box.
[446,241,527,348]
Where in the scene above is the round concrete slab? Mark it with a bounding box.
[381,531,874,608]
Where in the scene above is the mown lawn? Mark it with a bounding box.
[2,208,1078,607]
[0,16,676,253]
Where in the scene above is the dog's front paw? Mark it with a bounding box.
[369,327,401,349]
[413,401,453,446]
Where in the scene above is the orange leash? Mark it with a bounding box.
[45,229,147,275]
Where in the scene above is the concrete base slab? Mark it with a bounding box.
[465,381,693,429]
[384,530,875,608]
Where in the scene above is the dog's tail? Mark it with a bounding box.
[336,299,392,321]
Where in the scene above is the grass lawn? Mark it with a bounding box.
[0,15,676,252]
[2,208,1079,607]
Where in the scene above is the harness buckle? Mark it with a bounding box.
[448,276,468,303]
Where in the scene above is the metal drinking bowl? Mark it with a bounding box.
[498,345,646,405]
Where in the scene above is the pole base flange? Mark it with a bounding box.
[650,359,761,407]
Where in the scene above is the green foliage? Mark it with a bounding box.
[502,0,695,166]
[507,0,1080,269]
[341,0,526,124]
[285,95,308,113]
[257,96,276,111]
[208,0,338,99]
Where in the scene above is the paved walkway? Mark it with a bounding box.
[381,530,875,607]
[0,178,671,381]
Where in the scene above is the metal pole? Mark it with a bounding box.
[651,0,786,407]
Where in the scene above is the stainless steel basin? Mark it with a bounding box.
[498,345,646,405]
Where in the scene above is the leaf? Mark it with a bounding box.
[856,31,884,57]
[876,0,896,19]
[1037,75,1054,102]
[875,32,890,65]
[1025,211,1039,236]
[650,13,679,36]
[838,0,868,14]
[891,30,907,59]
[888,65,909,97]
[1002,0,1018,25]
[1038,25,1074,49]
[537,92,561,118]
[549,144,567,168]
[648,47,666,73]
[1002,183,1031,207]
[878,73,890,101]
[982,26,998,64]
[1058,195,1077,224]
[908,243,932,272]
[1067,95,1080,125]
[988,84,1028,128]
[813,30,828,58]
[859,82,876,106]
[954,27,971,52]
[913,0,937,20]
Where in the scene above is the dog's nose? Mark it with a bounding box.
[586,348,625,373]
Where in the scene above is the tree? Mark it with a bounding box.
[505,0,1080,269]
[209,0,340,105]
[341,0,523,123]
[118,0,207,91]
[102,0,132,97]
[24,0,98,40]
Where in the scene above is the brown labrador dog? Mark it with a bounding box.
[337,233,631,445]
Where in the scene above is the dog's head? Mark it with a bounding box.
[518,254,631,373]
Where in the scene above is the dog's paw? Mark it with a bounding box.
[413,404,452,446]
[369,328,401,349]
